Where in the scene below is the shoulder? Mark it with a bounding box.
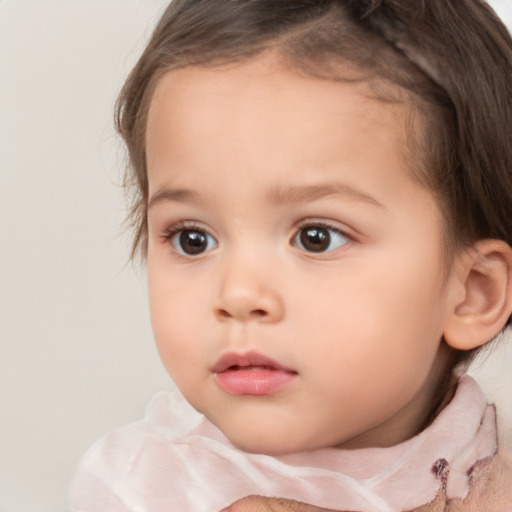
[68,419,150,511]
[68,390,204,511]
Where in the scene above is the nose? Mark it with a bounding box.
[213,256,284,323]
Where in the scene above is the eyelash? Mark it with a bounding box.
[159,219,352,257]
[292,220,351,253]
[160,221,217,256]
[160,221,204,241]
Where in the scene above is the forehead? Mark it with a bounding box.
[145,53,424,211]
[148,54,411,152]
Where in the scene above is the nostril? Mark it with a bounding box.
[215,307,269,321]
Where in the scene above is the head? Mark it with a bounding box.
[116,0,512,453]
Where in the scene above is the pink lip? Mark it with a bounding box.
[212,350,297,396]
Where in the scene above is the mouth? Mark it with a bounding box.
[211,350,298,396]
[211,350,296,373]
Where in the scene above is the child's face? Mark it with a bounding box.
[145,54,456,454]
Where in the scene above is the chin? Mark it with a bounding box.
[225,427,325,455]
[231,437,297,455]
[206,405,337,455]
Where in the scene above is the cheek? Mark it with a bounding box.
[147,266,206,377]
[293,252,447,370]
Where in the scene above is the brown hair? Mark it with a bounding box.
[115,0,512,363]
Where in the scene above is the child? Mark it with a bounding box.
[69,0,512,510]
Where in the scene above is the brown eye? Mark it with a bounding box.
[294,225,348,253]
[173,229,217,256]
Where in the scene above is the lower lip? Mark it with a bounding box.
[215,367,297,395]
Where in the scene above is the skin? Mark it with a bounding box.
[220,495,331,512]
[145,53,459,457]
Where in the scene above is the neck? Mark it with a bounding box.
[339,343,458,450]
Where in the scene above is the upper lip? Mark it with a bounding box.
[211,350,297,374]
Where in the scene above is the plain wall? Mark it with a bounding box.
[1,1,511,511]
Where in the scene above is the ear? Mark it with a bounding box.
[443,239,512,351]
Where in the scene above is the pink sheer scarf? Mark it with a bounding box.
[69,375,497,512]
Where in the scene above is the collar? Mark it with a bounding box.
[149,374,497,511]
[276,374,497,509]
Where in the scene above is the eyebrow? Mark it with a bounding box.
[267,183,386,210]
[148,188,200,211]
[147,182,386,211]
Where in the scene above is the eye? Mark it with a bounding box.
[293,225,348,253]
[170,228,218,256]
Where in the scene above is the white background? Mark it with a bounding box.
[1,1,512,511]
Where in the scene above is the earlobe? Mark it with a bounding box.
[443,239,512,351]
